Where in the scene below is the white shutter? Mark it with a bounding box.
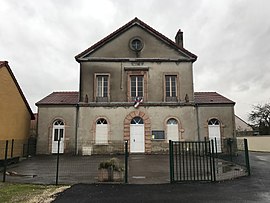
[167,124,179,141]
[96,124,108,144]
[208,125,221,153]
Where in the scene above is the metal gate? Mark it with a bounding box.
[169,140,216,182]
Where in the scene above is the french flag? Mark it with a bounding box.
[134,97,143,108]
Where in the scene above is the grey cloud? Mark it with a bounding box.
[1,0,270,121]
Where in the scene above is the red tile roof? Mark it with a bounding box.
[0,61,35,119]
[36,92,79,105]
[0,61,6,66]
[194,92,235,105]
[36,91,234,105]
[75,17,197,62]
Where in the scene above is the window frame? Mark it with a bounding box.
[130,75,144,100]
[208,118,220,126]
[94,73,110,102]
[95,118,109,145]
[163,73,179,102]
[152,130,165,140]
[127,70,148,102]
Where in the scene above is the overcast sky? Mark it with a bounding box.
[1,0,270,122]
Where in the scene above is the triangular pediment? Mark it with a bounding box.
[75,18,197,62]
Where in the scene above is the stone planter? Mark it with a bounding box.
[98,168,124,182]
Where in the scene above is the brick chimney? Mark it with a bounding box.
[175,29,183,47]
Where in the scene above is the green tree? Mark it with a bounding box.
[249,103,270,135]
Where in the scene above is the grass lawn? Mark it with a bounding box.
[0,183,69,203]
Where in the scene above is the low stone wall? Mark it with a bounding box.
[237,136,270,152]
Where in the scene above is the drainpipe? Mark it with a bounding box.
[231,105,236,138]
[75,103,79,155]
[195,104,201,141]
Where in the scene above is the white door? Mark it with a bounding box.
[52,120,65,153]
[130,117,145,153]
[208,119,221,153]
[52,128,64,153]
[167,118,179,142]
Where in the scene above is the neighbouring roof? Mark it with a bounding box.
[0,61,35,120]
[75,17,197,62]
[235,115,253,128]
[194,92,235,105]
[36,92,79,106]
[36,91,234,105]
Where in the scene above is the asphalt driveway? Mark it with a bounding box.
[53,152,270,203]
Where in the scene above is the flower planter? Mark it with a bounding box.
[98,168,124,182]
[98,158,124,182]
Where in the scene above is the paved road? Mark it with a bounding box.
[53,152,270,203]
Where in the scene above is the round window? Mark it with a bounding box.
[130,37,143,51]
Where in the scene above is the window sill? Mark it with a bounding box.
[94,143,109,145]
[152,139,166,141]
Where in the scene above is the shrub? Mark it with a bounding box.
[98,158,124,172]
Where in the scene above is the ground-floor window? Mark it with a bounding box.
[167,118,179,142]
[208,118,222,152]
[95,118,108,144]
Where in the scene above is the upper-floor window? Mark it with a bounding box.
[165,75,177,102]
[130,75,144,100]
[95,74,109,102]
[126,69,148,102]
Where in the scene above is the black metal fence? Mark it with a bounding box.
[169,140,216,182]
[1,139,129,185]
[0,139,35,160]
[54,140,129,185]
[215,138,250,180]
[1,138,250,184]
[169,138,250,183]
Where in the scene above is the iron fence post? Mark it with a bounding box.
[56,139,60,185]
[27,138,30,157]
[11,139,14,158]
[3,140,8,182]
[169,140,174,183]
[229,139,233,162]
[244,139,251,176]
[214,137,218,156]
[124,140,128,184]
[211,140,216,182]
[204,137,207,155]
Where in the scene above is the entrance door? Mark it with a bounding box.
[130,117,145,153]
[52,120,65,153]
[208,119,221,153]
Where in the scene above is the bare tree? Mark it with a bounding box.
[249,103,270,135]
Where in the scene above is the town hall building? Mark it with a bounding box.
[36,18,235,155]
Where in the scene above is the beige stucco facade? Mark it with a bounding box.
[0,62,34,158]
[36,18,236,155]
[36,106,77,154]
[197,105,235,137]
[80,61,194,103]
[36,103,235,154]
